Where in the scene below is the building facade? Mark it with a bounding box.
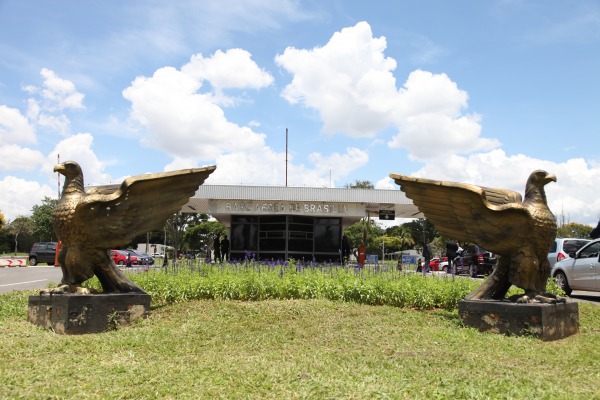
[182,185,421,262]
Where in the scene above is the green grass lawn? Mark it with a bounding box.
[1,290,599,399]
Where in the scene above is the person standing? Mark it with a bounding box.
[213,235,221,263]
[445,240,459,274]
[422,239,432,274]
[341,235,350,265]
[590,220,600,239]
[220,235,230,262]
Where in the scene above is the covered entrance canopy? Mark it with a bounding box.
[181,185,422,262]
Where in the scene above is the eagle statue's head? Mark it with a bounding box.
[54,160,83,179]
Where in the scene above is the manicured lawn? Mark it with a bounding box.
[1,289,599,399]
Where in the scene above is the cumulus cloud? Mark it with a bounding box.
[276,22,499,162]
[0,176,55,221]
[276,21,396,137]
[307,147,369,182]
[45,133,111,186]
[0,105,36,144]
[407,149,600,225]
[182,49,274,94]
[39,68,85,111]
[123,65,268,160]
[0,145,45,171]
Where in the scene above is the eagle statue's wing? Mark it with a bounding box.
[75,166,215,248]
[390,173,531,254]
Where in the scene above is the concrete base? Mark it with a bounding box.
[458,299,579,341]
[28,293,151,334]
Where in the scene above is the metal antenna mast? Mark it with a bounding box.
[57,153,61,198]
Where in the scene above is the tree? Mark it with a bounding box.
[184,220,226,256]
[557,222,594,239]
[385,225,415,251]
[0,209,5,231]
[166,212,207,255]
[7,216,33,254]
[344,218,384,256]
[402,219,438,249]
[344,180,374,189]
[30,197,59,241]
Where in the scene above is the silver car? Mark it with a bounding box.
[551,239,600,295]
[547,238,590,268]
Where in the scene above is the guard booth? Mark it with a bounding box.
[178,185,422,262]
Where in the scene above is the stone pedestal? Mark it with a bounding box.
[458,299,578,341]
[28,293,151,334]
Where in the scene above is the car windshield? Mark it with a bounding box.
[579,242,600,259]
[563,240,590,254]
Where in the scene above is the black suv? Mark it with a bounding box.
[452,244,496,277]
[28,242,58,266]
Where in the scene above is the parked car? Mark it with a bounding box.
[548,238,590,267]
[126,249,154,265]
[551,239,600,295]
[452,244,496,277]
[111,250,139,266]
[28,242,58,266]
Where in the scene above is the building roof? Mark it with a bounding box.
[182,185,422,226]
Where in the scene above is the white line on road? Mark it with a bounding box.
[0,279,48,287]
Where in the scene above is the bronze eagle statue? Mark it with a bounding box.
[391,170,560,303]
[44,161,215,294]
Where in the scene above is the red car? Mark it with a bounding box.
[429,257,446,271]
[111,250,139,266]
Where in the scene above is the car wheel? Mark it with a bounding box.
[554,272,572,296]
[118,260,124,265]
[29,257,38,266]
[442,266,448,272]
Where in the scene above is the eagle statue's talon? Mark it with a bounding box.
[40,284,70,295]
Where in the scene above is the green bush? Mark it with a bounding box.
[84,260,564,310]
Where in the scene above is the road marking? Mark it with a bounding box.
[0,279,48,287]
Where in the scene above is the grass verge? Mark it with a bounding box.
[1,290,599,399]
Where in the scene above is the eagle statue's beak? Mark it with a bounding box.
[546,173,557,183]
[54,164,65,174]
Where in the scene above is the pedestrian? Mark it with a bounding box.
[220,235,230,262]
[422,239,432,274]
[213,235,221,263]
[357,242,366,267]
[590,220,600,239]
[126,252,132,268]
[341,235,350,265]
[445,240,459,274]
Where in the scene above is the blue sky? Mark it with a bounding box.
[1,0,599,225]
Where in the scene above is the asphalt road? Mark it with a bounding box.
[1,267,599,304]
[0,266,63,294]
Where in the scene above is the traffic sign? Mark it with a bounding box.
[379,210,395,220]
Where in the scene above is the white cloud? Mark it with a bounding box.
[0,105,36,144]
[182,49,274,92]
[0,176,55,221]
[405,149,600,225]
[39,68,85,111]
[276,22,499,162]
[0,145,45,171]
[307,147,369,182]
[123,65,267,160]
[276,21,397,137]
[45,133,111,186]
